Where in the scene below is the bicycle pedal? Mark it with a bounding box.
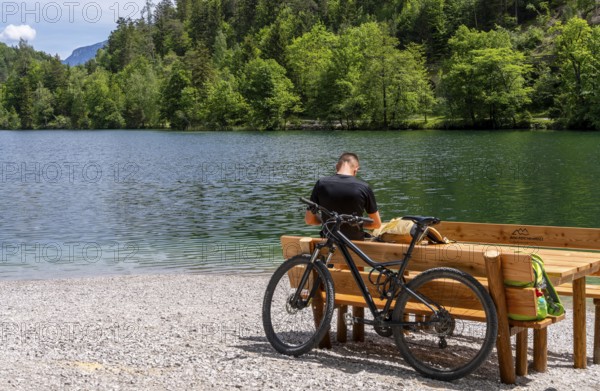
[344,313,355,326]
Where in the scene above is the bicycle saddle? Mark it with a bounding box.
[401,216,441,227]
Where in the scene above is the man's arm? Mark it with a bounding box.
[362,185,381,229]
[364,211,382,230]
[304,210,321,226]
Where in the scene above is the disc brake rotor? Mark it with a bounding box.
[434,310,455,336]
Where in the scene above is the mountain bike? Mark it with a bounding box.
[262,198,498,381]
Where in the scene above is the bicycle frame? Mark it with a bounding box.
[304,219,439,329]
[269,199,498,380]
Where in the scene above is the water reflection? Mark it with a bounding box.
[0,130,598,280]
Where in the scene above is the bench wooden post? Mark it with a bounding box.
[299,237,332,349]
[337,305,348,343]
[353,307,365,342]
[533,329,548,372]
[515,330,528,376]
[573,278,587,369]
[484,250,516,384]
[299,237,313,255]
[312,289,331,349]
[352,262,366,343]
[595,299,600,364]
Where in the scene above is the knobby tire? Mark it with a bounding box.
[392,267,498,381]
[262,255,335,356]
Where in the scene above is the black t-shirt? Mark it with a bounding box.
[309,174,378,240]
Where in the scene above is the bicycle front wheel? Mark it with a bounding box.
[392,267,498,381]
[262,255,335,356]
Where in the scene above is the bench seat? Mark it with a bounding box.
[333,291,564,328]
[555,283,600,299]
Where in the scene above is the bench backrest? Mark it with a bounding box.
[280,235,539,319]
[437,221,600,251]
[281,235,533,281]
[437,221,600,278]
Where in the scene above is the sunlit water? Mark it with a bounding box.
[0,130,598,280]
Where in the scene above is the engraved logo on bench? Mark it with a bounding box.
[510,228,544,242]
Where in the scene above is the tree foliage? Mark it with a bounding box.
[440,26,532,128]
[0,1,600,130]
[552,17,600,129]
[241,57,301,129]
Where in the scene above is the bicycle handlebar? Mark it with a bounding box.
[300,197,329,215]
[300,197,374,225]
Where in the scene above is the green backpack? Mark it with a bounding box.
[505,254,565,321]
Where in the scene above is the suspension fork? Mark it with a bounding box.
[290,244,333,308]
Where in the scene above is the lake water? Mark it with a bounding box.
[0,130,599,280]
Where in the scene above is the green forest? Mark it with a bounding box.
[1,0,600,130]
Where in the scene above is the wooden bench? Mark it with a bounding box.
[436,221,600,367]
[281,235,566,384]
[553,284,600,364]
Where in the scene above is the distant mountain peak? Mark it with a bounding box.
[63,41,108,66]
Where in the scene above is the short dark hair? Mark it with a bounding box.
[337,152,359,166]
[336,152,359,171]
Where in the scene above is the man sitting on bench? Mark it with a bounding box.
[305,152,382,240]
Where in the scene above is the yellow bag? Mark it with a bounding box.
[373,218,453,244]
[372,218,414,243]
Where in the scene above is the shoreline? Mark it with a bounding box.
[1,272,598,390]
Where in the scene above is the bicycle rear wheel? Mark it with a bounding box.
[392,267,497,381]
[262,255,335,356]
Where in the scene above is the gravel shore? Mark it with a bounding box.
[1,273,599,390]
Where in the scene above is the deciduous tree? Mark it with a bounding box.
[241,57,301,129]
[440,26,531,128]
